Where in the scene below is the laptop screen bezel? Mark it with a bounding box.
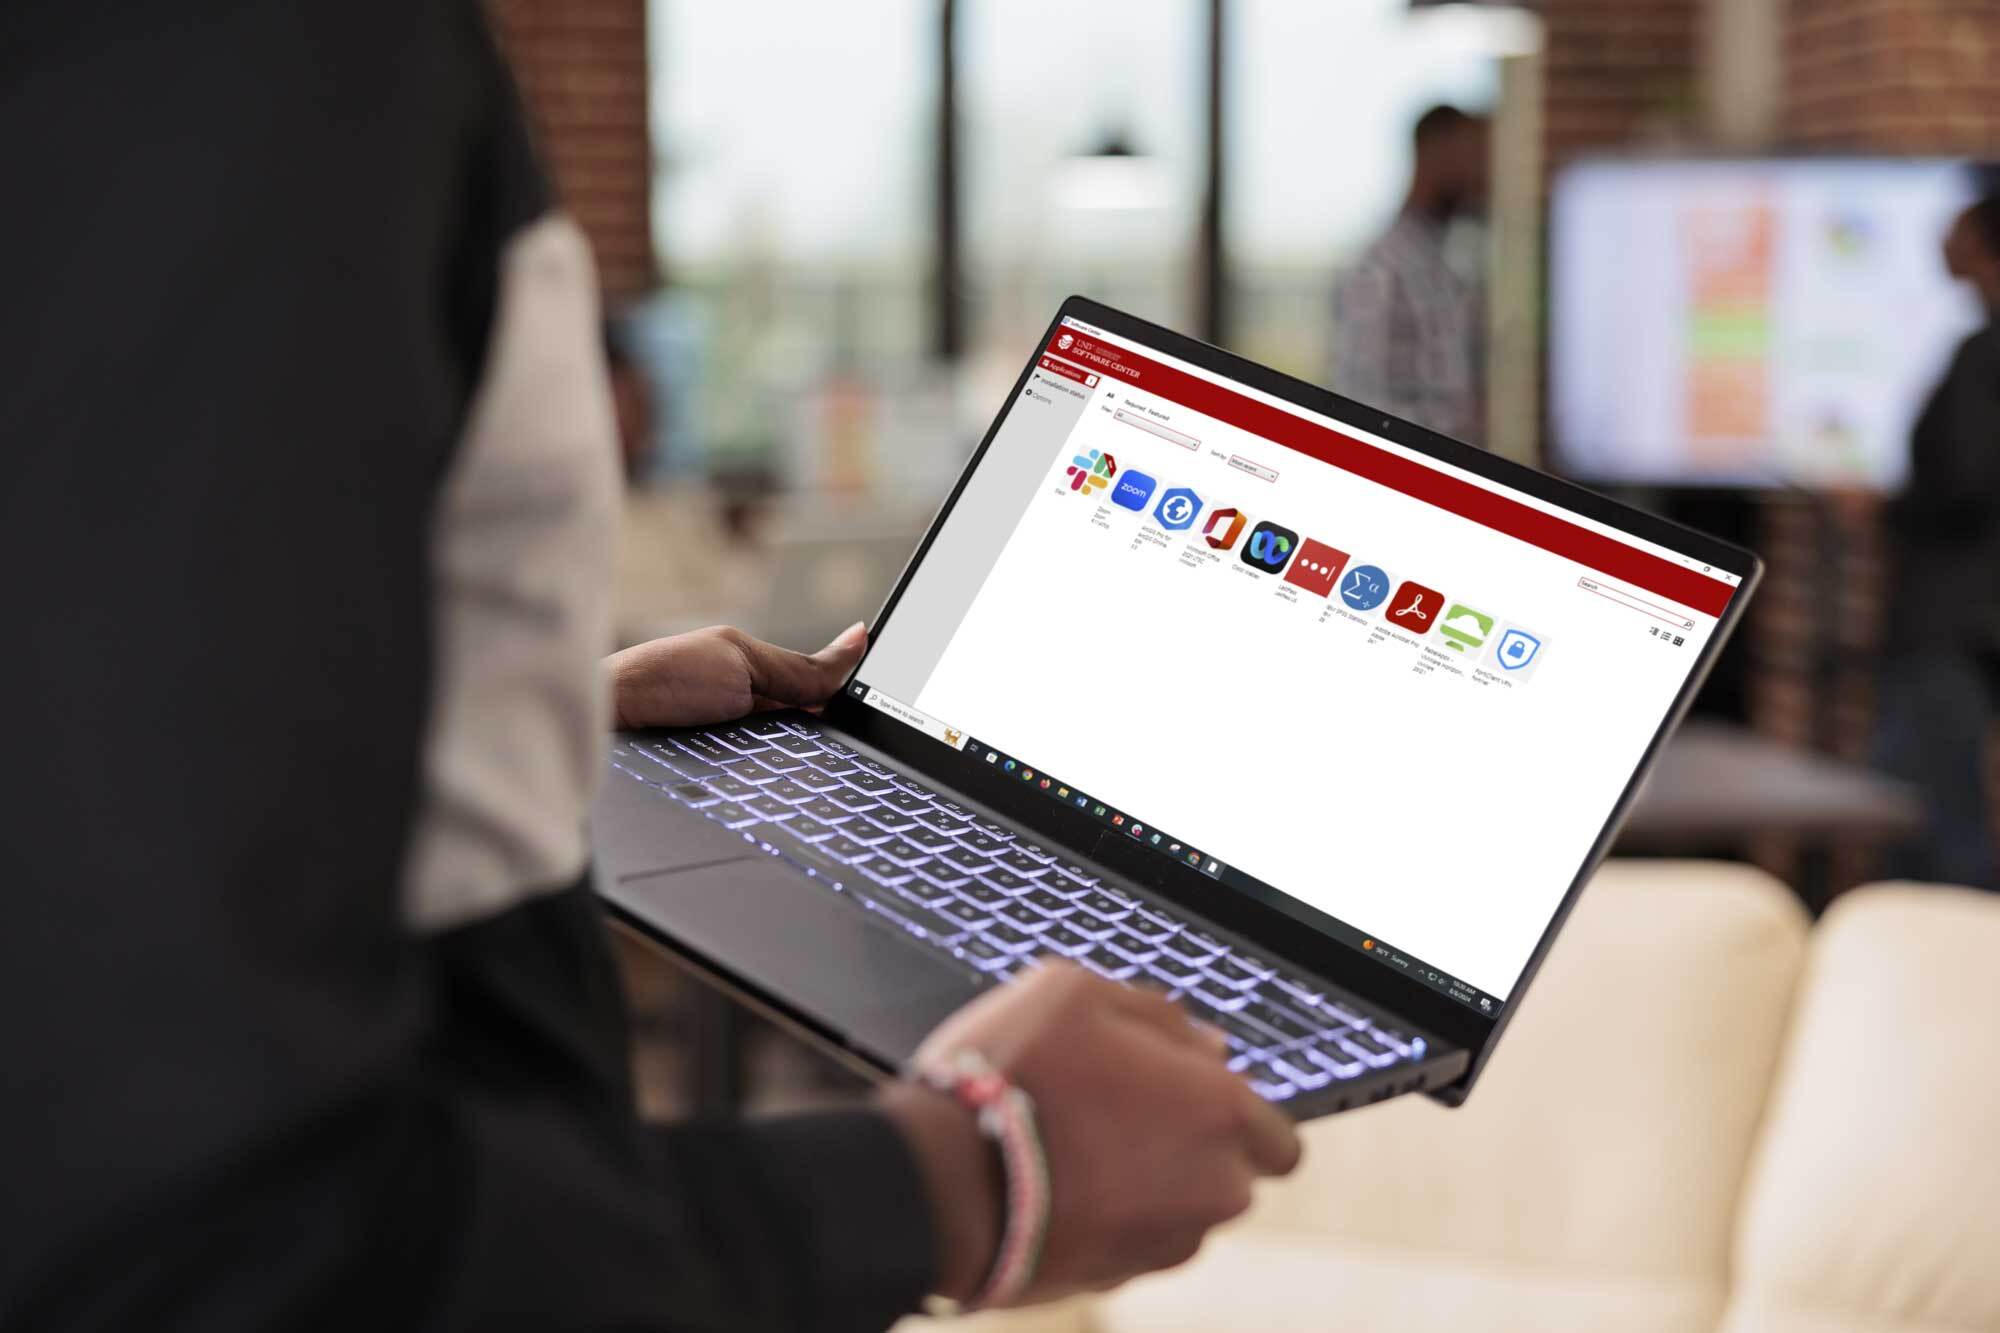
[818,295,1761,1096]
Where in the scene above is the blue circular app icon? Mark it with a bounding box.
[1339,564,1391,611]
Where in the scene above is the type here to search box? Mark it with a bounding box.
[1113,408,1199,451]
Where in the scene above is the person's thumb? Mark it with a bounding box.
[742,621,867,707]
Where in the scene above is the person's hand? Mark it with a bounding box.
[605,622,866,729]
[879,963,1303,1307]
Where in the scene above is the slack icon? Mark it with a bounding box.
[1241,520,1298,574]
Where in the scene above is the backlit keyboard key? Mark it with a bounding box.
[1083,955,1141,981]
[960,832,1012,855]
[710,802,761,829]
[667,782,721,808]
[762,779,818,804]
[709,727,772,753]
[1020,889,1074,917]
[898,878,958,908]
[1158,934,1221,965]
[818,836,876,863]
[877,790,932,814]
[993,850,1051,876]
[954,882,1011,910]
[766,733,827,758]
[914,863,974,889]
[704,775,761,801]
[1039,923,1099,956]
[1240,999,1321,1044]
[1075,892,1133,920]
[1304,1043,1365,1077]
[825,790,881,813]
[873,839,934,867]
[796,799,855,824]
[845,773,897,795]
[980,922,1042,954]
[903,826,958,853]
[1103,930,1161,963]
[1270,1056,1333,1091]
[1202,957,1267,991]
[1145,958,1204,987]
[956,936,1011,970]
[1339,1029,1400,1066]
[1189,985,1251,1014]
[792,769,845,793]
[671,733,734,764]
[860,859,916,887]
[932,900,994,933]
[976,868,1035,894]
[1269,973,1325,1006]
[938,846,992,874]
[993,902,1055,932]
[744,795,797,820]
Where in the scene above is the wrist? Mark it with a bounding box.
[877,1081,1003,1304]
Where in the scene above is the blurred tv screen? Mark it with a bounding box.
[1549,158,1984,491]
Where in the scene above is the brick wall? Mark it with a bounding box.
[487,0,655,297]
[1541,0,1704,176]
[1785,0,2000,153]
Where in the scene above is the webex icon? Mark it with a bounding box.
[1240,520,1298,574]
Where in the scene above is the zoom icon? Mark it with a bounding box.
[1240,520,1298,574]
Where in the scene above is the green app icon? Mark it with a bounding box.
[1440,603,1493,654]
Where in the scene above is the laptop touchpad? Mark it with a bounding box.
[603,857,981,1069]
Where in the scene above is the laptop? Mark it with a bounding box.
[593,296,1760,1119]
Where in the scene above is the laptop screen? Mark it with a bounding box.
[851,314,1744,1014]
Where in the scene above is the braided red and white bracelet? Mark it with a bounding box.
[912,1049,1050,1312]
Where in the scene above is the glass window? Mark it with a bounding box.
[1228,0,1499,381]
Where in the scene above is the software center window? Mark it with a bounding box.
[910,370,1719,1001]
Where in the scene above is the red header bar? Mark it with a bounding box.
[1047,330,1734,616]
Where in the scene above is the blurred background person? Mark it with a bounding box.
[1872,191,2000,891]
[1331,104,1490,445]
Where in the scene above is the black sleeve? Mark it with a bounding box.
[1889,328,2000,537]
[0,3,937,1328]
[413,880,938,1333]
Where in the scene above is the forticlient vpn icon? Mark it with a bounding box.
[1065,448,1117,497]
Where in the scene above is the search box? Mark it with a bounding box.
[1577,576,1695,630]
[1113,408,1199,451]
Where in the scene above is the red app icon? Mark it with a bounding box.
[1385,580,1444,633]
[1282,538,1349,598]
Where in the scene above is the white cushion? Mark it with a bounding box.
[1721,885,2000,1333]
[1246,861,1808,1286]
[1099,1231,1725,1333]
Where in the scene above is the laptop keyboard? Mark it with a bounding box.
[610,718,1429,1102]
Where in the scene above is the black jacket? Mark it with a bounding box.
[1886,318,2000,654]
[1,4,933,1328]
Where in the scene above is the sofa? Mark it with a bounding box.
[912,862,2000,1333]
